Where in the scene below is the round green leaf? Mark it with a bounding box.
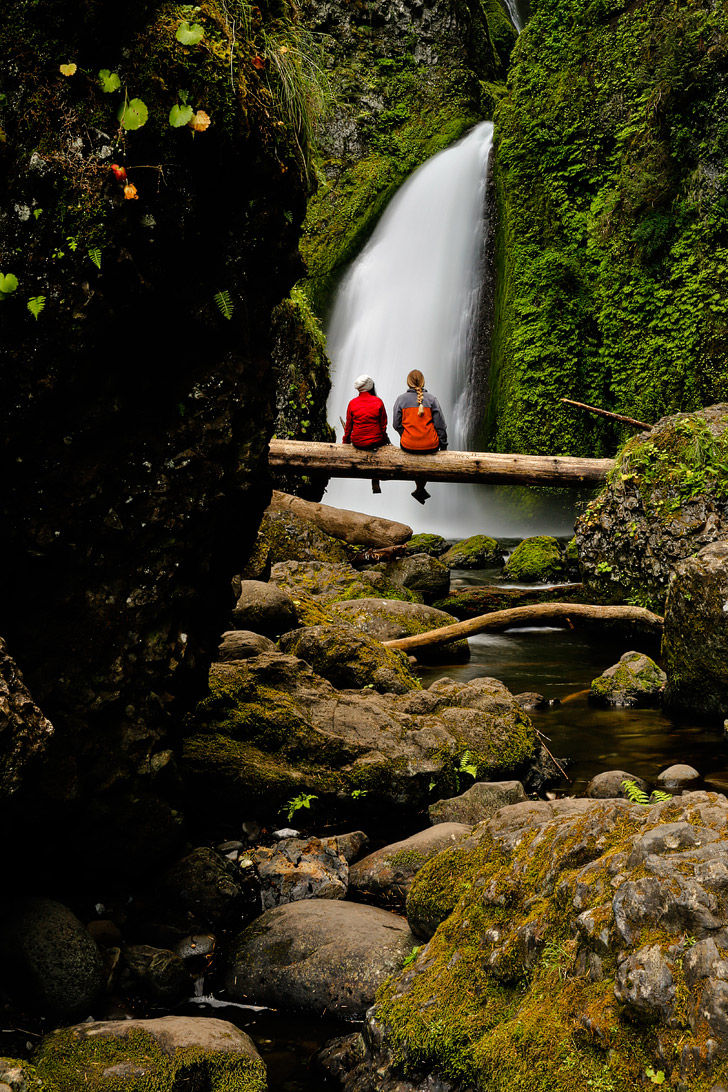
[169,103,194,128]
[117,98,148,131]
[98,69,121,93]
[0,272,19,293]
[176,20,204,45]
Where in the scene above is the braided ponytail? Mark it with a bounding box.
[406,369,426,416]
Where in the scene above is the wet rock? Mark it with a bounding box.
[349,824,470,909]
[656,764,701,789]
[586,770,649,799]
[433,582,586,619]
[330,598,469,663]
[32,1016,266,1090]
[278,623,420,693]
[261,508,349,565]
[0,898,104,1019]
[502,535,567,582]
[224,899,415,1018]
[440,534,504,569]
[217,631,277,661]
[0,637,54,800]
[121,945,192,1005]
[428,780,527,825]
[589,650,666,707]
[406,533,449,557]
[183,652,539,818]
[174,933,216,974]
[575,406,728,608]
[513,692,552,710]
[662,539,728,718]
[251,835,350,908]
[373,554,450,603]
[231,581,298,640]
[271,559,419,606]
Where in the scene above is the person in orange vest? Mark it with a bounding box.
[392,369,448,503]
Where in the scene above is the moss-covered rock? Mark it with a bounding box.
[322,792,728,1091]
[278,623,421,693]
[432,582,586,618]
[440,535,504,570]
[260,510,350,566]
[589,650,666,708]
[406,534,449,558]
[181,652,538,821]
[502,535,566,582]
[32,1017,266,1092]
[330,597,470,664]
[270,559,420,604]
[372,554,451,603]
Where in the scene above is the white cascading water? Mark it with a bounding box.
[324,120,575,538]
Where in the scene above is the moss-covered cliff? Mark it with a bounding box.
[488,0,728,456]
[0,0,311,875]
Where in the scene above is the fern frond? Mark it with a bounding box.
[622,779,650,805]
[214,289,234,320]
[27,295,46,320]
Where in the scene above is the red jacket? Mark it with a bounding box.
[343,391,389,448]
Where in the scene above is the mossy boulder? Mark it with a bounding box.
[372,554,451,604]
[662,539,728,718]
[589,651,666,708]
[182,652,538,821]
[440,535,504,570]
[322,792,728,1091]
[348,823,471,911]
[270,559,420,604]
[32,1017,266,1092]
[575,406,728,609]
[278,623,421,694]
[231,581,299,640]
[330,598,470,664]
[502,535,566,582]
[433,582,586,618]
[260,509,349,565]
[406,534,449,557]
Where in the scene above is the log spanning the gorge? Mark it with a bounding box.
[268,440,614,487]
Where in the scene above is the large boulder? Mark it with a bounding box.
[260,509,349,565]
[0,898,105,1019]
[278,623,420,693]
[232,581,299,640]
[440,535,503,570]
[330,598,469,664]
[182,651,539,820]
[662,539,728,718]
[373,554,451,603]
[32,1016,266,1091]
[575,406,728,609]
[224,899,416,1019]
[348,824,471,910]
[589,651,666,707]
[427,780,527,825]
[502,536,567,582]
[323,792,728,1091]
[270,560,419,605]
[406,534,449,557]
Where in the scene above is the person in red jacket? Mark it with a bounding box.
[392,369,448,503]
[342,374,389,493]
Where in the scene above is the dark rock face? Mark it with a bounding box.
[0,0,308,866]
[575,406,728,609]
[662,539,728,718]
[327,792,728,1091]
[0,638,54,800]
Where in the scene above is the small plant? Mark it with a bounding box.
[284,792,317,822]
[170,88,194,128]
[118,94,149,131]
[176,19,205,45]
[88,249,102,270]
[596,561,613,574]
[27,296,46,320]
[621,779,672,805]
[0,271,18,298]
[401,945,420,968]
[214,290,234,320]
[350,789,368,799]
[645,1068,666,1085]
[98,68,121,93]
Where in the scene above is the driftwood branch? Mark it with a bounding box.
[269,440,614,487]
[383,602,664,653]
[560,399,652,431]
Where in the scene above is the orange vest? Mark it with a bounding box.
[399,405,440,452]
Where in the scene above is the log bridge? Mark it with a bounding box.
[269,439,615,487]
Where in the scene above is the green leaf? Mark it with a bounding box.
[88,249,102,270]
[0,272,19,294]
[214,290,234,320]
[98,69,121,93]
[118,97,148,131]
[169,103,194,128]
[27,296,46,320]
[176,20,205,45]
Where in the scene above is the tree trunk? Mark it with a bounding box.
[383,602,664,652]
[267,490,412,546]
[268,440,614,486]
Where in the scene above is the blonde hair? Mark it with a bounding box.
[407,369,426,416]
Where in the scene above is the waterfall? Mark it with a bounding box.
[324,121,575,539]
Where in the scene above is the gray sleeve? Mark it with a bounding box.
[430,398,448,448]
[392,394,404,436]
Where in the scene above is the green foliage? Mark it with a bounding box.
[214,289,234,319]
[87,249,102,269]
[0,271,18,297]
[284,792,318,821]
[27,295,46,320]
[489,0,728,456]
[97,68,121,93]
[645,1068,666,1085]
[402,945,421,968]
[176,19,205,46]
[117,95,148,130]
[621,780,672,806]
[169,102,194,127]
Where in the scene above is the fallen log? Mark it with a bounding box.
[266,490,412,547]
[269,440,614,487]
[383,602,664,653]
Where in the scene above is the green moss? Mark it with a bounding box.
[440,535,503,569]
[407,534,449,557]
[503,536,566,582]
[388,849,427,868]
[33,1025,267,1092]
